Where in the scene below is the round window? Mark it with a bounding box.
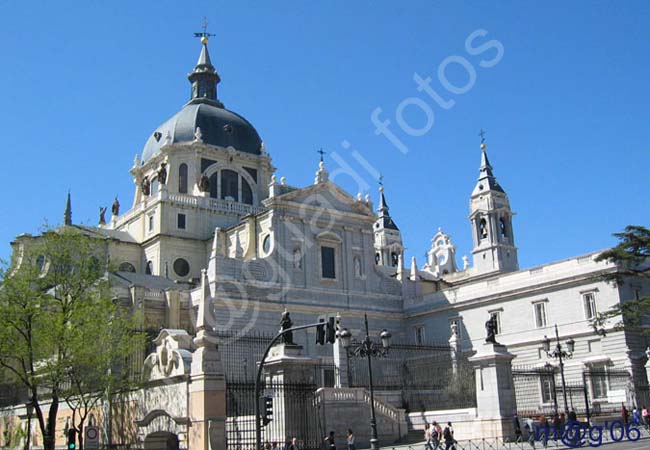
[262,235,271,254]
[173,258,190,277]
[118,262,136,273]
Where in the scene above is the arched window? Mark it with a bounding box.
[499,218,508,238]
[479,218,488,240]
[375,253,381,265]
[242,179,253,205]
[391,252,399,267]
[145,261,153,275]
[221,170,238,201]
[150,176,159,195]
[209,173,219,199]
[178,163,188,194]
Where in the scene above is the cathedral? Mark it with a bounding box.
[5,35,650,450]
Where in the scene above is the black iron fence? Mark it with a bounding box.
[513,365,634,419]
[347,340,476,412]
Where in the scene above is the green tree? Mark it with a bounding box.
[0,227,143,450]
[592,225,650,334]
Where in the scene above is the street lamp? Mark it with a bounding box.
[339,314,391,450]
[542,324,575,413]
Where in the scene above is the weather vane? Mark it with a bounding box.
[378,174,384,187]
[317,148,326,162]
[479,129,486,144]
[193,17,216,39]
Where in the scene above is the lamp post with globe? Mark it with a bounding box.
[338,314,391,450]
[542,325,576,413]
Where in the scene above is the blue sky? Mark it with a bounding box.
[0,1,648,269]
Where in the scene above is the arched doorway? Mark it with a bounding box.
[144,431,179,450]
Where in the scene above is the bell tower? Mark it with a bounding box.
[373,180,403,268]
[469,133,518,274]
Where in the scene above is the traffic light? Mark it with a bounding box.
[326,317,336,344]
[67,429,76,450]
[316,317,326,345]
[259,395,273,425]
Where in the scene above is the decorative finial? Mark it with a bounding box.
[280,176,286,185]
[479,129,487,150]
[194,17,215,43]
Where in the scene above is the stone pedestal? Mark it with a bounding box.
[468,343,517,439]
[188,330,226,450]
[263,344,318,444]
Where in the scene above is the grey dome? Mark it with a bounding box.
[142,99,262,162]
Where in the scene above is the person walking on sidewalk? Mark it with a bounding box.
[346,429,355,450]
[431,422,442,450]
[443,422,456,450]
[513,414,522,443]
[424,423,432,450]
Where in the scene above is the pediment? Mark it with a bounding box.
[272,181,374,217]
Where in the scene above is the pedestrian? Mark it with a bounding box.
[443,422,455,450]
[643,405,650,430]
[633,406,640,425]
[524,422,535,449]
[324,431,336,450]
[290,437,299,450]
[264,441,271,450]
[424,423,432,450]
[622,404,629,425]
[513,414,522,443]
[346,429,355,450]
[538,416,549,448]
[272,442,279,450]
[567,409,577,423]
[431,421,442,450]
[284,439,291,450]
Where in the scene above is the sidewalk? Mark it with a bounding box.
[362,430,650,450]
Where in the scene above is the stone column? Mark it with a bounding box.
[263,343,318,445]
[333,340,349,388]
[468,342,517,439]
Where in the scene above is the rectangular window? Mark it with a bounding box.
[177,213,186,229]
[541,378,554,403]
[415,326,425,345]
[321,246,336,279]
[148,215,154,232]
[583,292,597,320]
[534,302,547,328]
[590,363,608,399]
[490,311,502,335]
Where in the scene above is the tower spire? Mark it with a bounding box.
[63,191,72,226]
[189,19,222,106]
[377,177,397,230]
[472,131,503,196]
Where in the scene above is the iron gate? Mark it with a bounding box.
[217,331,324,450]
